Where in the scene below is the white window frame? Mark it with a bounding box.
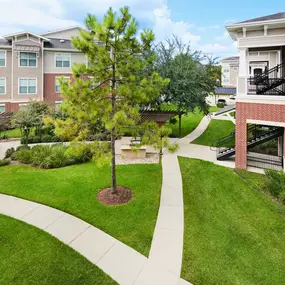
[0,104,5,113]
[18,78,37,95]
[0,50,6,67]
[55,76,70,93]
[19,52,37,68]
[19,104,28,110]
[55,53,71,68]
[55,101,63,109]
[0,77,6,94]
[88,76,100,89]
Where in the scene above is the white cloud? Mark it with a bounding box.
[197,25,220,32]
[216,31,230,41]
[152,4,200,45]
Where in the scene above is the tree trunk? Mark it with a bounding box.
[111,47,117,194]
[178,113,182,138]
[111,125,117,194]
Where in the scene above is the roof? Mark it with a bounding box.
[215,87,236,95]
[0,38,11,47]
[3,31,50,42]
[40,26,82,36]
[238,12,285,24]
[139,109,179,124]
[44,38,75,50]
[221,56,239,62]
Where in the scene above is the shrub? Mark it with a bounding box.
[0,159,10,167]
[65,143,92,164]
[5,147,15,158]
[41,135,53,142]
[16,145,31,152]
[279,191,285,203]
[265,170,285,199]
[217,102,225,108]
[0,134,9,140]
[14,149,33,164]
[30,145,53,165]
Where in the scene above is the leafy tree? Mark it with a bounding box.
[155,36,220,137]
[53,7,171,194]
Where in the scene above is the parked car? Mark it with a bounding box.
[217,98,227,107]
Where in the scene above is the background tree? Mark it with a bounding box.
[155,36,220,137]
[54,7,170,194]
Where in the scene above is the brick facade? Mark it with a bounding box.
[235,102,285,168]
[44,73,73,105]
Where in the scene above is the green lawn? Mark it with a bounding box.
[179,157,285,285]
[167,106,219,138]
[0,214,116,285]
[1,128,22,138]
[0,162,162,256]
[192,119,235,146]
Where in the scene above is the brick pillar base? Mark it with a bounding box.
[235,121,247,169]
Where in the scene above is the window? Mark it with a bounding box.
[19,104,28,110]
[19,78,37,94]
[0,78,6,94]
[88,76,100,90]
[224,69,229,73]
[0,105,5,113]
[0,50,6,67]
[55,53,71,68]
[20,52,37,67]
[55,77,70,93]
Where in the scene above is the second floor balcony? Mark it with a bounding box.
[238,62,285,96]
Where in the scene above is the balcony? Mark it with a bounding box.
[246,63,285,96]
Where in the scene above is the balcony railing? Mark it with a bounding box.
[247,63,285,96]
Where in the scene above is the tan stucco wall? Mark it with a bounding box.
[0,49,12,101]
[43,51,86,73]
[12,39,43,101]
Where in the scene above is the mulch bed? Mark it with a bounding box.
[97,186,133,206]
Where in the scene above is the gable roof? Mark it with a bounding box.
[40,26,83,36]
[3,31,50,42]
[238,12,285,24]
[221,56,239,62]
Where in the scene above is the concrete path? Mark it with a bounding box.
[0,191,192,285]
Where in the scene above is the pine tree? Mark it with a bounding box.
[56,7,170,194]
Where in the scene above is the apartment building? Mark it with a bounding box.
[0,27,86,112]
[217,12,285,170]
[220,56,239,87]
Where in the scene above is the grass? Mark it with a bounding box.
[1,128,22,138]
[166,106,219,138]
[179,157,285,285]
[192,119,235,146]
[0,214,116,285]
[0,162,162,256]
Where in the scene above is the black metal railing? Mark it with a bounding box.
[248,62,285,95]
[247,152,283,171]
[213,125,283,160]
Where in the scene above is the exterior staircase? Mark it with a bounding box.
[248,62,285,95]
[214,125,284,160]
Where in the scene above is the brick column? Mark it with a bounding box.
[235,103,247,169]
[283,128,285,172]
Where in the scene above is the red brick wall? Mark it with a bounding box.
[235,102,285,169]
[44,74,73,105]
[0,102,29,112]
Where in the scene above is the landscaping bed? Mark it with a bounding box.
[0,214,116,285]
[0,162,162,256]
[179,157,285,285]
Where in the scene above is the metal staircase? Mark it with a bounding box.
[214,125,284,160]
[248,63,285,95]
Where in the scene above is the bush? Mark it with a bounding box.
[0,134,9,140]
[13,149,33,164]
[217,102,225,108]
[20,135,61,144]
[5,147,15,158]
[16,145,30,152]
[265,170,285,199]
[0,159,10,166]
[65,143,92,164]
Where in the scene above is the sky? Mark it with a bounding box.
[0,0,284,60]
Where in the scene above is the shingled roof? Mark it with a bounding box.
[238,12,285,24]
